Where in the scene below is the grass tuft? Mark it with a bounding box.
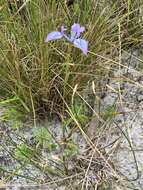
[0,0,142,118]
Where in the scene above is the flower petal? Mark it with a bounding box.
[73,38,88,55]
[71,23,85,41]
[71,23,80,40]
[71,23,80,32]
[79,26,85,33]
[45,31,63,42]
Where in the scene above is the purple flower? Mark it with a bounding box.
[45,23,88,55]
[70,23,85,41]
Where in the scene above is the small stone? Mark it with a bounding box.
[137,95,143,102]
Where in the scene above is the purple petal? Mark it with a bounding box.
[71,23,85,40]
[45,31,63,42]
[71,23,80,40]
[79,26,85,33]
[73,38,88,55]
[71,23,80,32]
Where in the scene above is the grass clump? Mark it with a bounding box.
[0,0,143,189]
